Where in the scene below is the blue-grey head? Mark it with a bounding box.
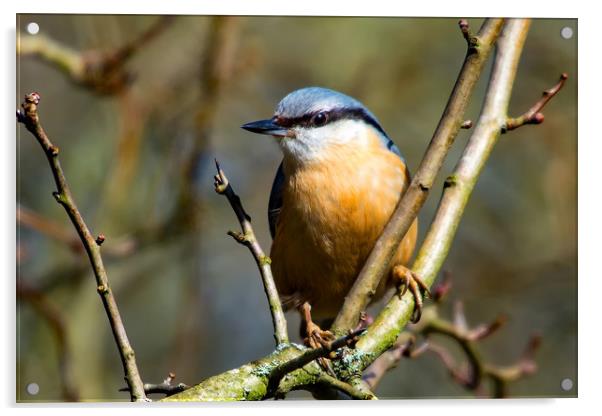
[242,87,399,163]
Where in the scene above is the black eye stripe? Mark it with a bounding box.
[273,108,388,137]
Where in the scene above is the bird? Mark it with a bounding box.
[242,87,428,350]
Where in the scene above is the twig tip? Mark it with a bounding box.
[26,91,41,104]
[95,234,106,246]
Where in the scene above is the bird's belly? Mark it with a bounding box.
[270,149,417,318]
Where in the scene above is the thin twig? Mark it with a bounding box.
[485,334,541,397]
[503,73,568,132]
[332,18,505,334]
[214,159,289,345]
[120,372,190,397]
[422,311,492,389]
[17,92,147,401]
[316,374,376,400]
[269,328,366,385]
[354,19,537,370]
[419,307,540,397]
[361,332,415,389]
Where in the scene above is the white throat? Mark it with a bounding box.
[277,119,375,165]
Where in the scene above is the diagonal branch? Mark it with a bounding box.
[361,332,417,390]
[17,92,147,401]
[503,73,568,132]
[332,18,505,334]
[213,160,289,345]
[352,19,539,372]
[316,374,376,400]
[268,328,365,385]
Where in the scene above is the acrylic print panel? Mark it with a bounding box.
[16,15,577,402]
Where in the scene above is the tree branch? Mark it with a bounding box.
[213,160,289,345]
[417,304,540,397]
[332,18,505,334]
[351,19,539,371]
[120,372,190,397]
[17,92,147,401]
[268,328,365,386]
[362,281,539,397]
[18,16,175,95]
[503,72,568,132]
[316,375,376,400]
[361,332,417,390]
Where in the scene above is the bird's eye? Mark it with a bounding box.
[311,112,328,127]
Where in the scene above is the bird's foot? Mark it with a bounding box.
[354,311,374,332]
[299,302,337,376]
[392,265,431,323]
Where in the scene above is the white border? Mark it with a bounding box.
[2,1,598,415]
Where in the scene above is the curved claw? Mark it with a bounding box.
[399,281,409,297]
[393,265,429,323]
[410,305,422,323]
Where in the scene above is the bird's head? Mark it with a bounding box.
[242,87,390,164]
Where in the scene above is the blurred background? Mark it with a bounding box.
[16,16,577,401]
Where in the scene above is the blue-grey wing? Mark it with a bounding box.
[381,135,405,163]
[268,162,285,238]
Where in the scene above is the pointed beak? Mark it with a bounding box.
[241,119,288,137]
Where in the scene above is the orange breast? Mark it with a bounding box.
[270,136,417,318]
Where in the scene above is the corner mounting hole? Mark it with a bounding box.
[561,378,573,391]
[26,382,39,395]
[560,26,573,40]
[26,22,40,35]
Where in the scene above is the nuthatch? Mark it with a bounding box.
[242,87,428,348]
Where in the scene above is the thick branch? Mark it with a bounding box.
[332,18,505,334]
[352,19,534,370]
[268,328,365,385]
[162,344,319,401]
[17,93,147,401]
[214,160,289,345]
